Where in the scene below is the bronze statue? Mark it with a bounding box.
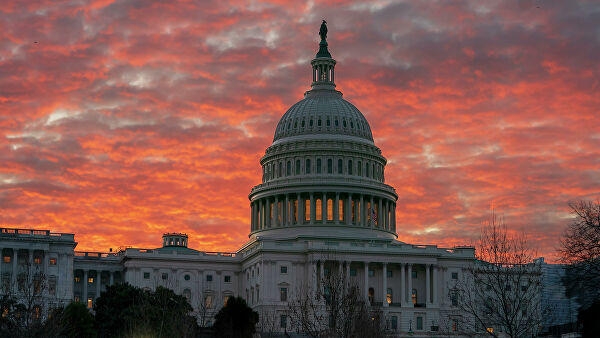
[319,20,327,41]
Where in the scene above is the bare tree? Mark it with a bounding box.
[452,210,544,337]
[560,199,600,309]
[0,259,48,337]
[287,258,384,338]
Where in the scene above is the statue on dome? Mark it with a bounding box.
[319,20,328,41]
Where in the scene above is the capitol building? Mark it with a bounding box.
[0,25,482,336]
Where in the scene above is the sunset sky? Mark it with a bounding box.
[1,1,598,262]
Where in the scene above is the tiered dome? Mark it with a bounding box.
[248,21,398,241]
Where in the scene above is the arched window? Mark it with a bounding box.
[305,199,310,222]
[295,160,300,175]
[327,118,331,127]
[348,160,353,175]
[358,161,362,176]
[337,159,343,174]
[366,163,370,177]
[316,199,322,221]
[278,162,282,177]
[338,199,344,222]
[305,159,311,174]
[327,159,332,174]
[317,158,322,173]
[327,199,333,221]
[286,161,291,176]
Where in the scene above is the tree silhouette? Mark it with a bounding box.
[213,296,258,338]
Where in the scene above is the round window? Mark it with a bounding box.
[184,274,190,281]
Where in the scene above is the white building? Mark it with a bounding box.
[2,24,503,336]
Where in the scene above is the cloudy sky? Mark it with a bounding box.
[1,0,598,261]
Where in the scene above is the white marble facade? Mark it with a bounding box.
[2,28,480,336]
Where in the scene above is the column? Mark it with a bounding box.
[433,265,439,306]
[311,261,317,298]
[378,198,383,228]
[345,195,351,225]
[274,196,279,227]
[83,270,88,305]
[265,198,271,228]
[400,263,405,304]
[360,195,365,226]
[310,193,315,223]
[393,204,397,231]
[407,264,412,307]
[96,270,101,299]
[258,199,263,229]
[284,194,289,226]
[321,193,326,224]
[319,261,324,294]
[370,196,375,228]
[334,193,340,224]
[364,262,369,302]
[297,193,304,224]
[426,264,431,306]
[250,202,255,230]
[345,261,350,294]
[382,263,388,307]
[11,249,17,288]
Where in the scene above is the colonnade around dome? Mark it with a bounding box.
[250,191,396,233]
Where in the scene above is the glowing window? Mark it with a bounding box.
[315,199,322,221]
[49,258,57,265]
[327,199,333,221]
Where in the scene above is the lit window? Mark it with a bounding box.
[280,266,288,274]
[327,199,333,221]
[88,277,94,284]
[224,295,231,305]
[3,256,10,263]
[412,289,417,304]
[74,295,80,303]
[74,276,81,283]
[386,288,393,304]
[87,298,93,309]
[316,198,322,221]
[49,258,57,265]
[224,275,231,283]
[205,294,213,309]
[34,256,42,265]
